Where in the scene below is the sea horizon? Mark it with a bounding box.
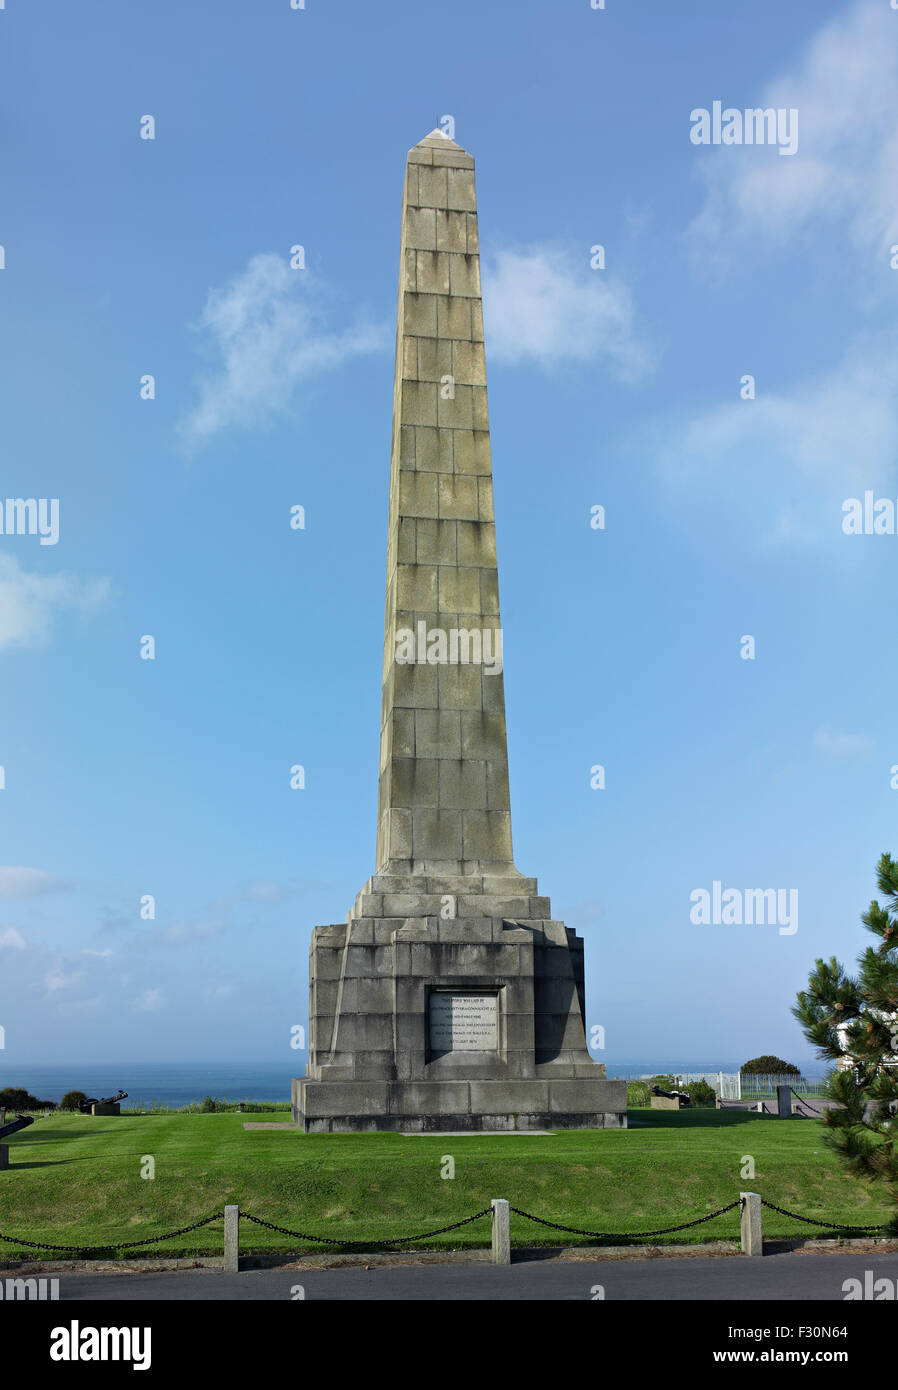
[0,1057,828,1109]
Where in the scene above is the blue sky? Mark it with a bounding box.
[1,0,896,1072]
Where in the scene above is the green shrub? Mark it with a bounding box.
[0,1086,56,1111]
[60,1090,88,1112]
[741,1056,800,1075]
[683,1079,717,1107]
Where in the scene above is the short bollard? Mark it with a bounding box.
[491,1198,510,1266]
[0,1145,8,1171]
[740,1192,763,1256]
[224,1204,240,1273]
[777,1085,792,1118]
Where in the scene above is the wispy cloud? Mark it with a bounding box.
[0,928,26,949]
[0,556,109,652]
[134,988,164,1013]
[689,0,898,267]
[659,335,898,545]
[813,726,875,761]
[44,963,86,994]
[482,245,654,380]
[242,879,292,904]
[0,867,72,899]
[179,252,386,447]
[161,880,297,945]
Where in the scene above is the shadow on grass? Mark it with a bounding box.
[6,1129,102,1145]
[629,1108,784,1129]
[2,1157,96,1170]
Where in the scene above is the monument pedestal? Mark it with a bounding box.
[292,877,626,1132]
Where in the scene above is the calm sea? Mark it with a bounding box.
[0,1062,299,1109]
[0,1058,824,1109]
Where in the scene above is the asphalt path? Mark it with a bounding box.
[38,1250,898,1301]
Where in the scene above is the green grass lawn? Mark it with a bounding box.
[0,1108,890,1258]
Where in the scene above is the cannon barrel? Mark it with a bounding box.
[0,1114,35,1141]
[78,1090,128,1113]
[651,1085,690,1103]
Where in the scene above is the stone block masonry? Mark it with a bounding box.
[292,130,626,1133]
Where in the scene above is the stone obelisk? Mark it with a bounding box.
[292,130,626,1132]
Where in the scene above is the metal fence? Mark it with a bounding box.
[637,1073,832,1100]
[739,1074,830,1099]
[640,1073,743,1099]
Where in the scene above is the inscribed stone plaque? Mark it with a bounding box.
[429,992,498,1052]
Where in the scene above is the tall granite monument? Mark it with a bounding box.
[292,129,626,1132]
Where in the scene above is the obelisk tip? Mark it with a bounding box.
[411,127,469,155]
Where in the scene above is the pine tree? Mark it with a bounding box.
[793,852,898,1233]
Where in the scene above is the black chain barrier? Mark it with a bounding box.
[507,1199,742,1240]
[789,1088,822,1118]
[0,1198,887,1256]
[759,1199,883,1234]
[0,1214,221,1254]
[240,1207,492,1247]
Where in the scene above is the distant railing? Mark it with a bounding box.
[640,1073,743,1099]
[739,1074,830,1098]
[636,1072,832,1101]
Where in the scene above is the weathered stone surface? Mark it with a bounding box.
[292,130,624,1134]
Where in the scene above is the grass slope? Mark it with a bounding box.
[0,1109,890,1257]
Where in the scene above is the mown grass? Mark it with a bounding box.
[0,1108,890,1258]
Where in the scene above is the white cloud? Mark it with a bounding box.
[161,882,296,945]
[0,867,72,899]
[0,928,26,949]
[0,556,109,652]
[205,983,234,1000]
[689,0,898,264]
[814,726,875,761]
[134,988,164,1012]
[482,245,653,380]
[179,253,386,446]
[242,879,293,904]
[163,915,229,945]
[44,964,86,994]
[660,335,898,545]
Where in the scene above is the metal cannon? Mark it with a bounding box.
[651,1084,691,1106]
[0,1113,34,1141]
[77,1090,128,1114]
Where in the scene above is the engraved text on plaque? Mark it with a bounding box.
[429,992,498,1053]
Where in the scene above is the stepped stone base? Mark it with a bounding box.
[293,1076,626,1133]
[292,887,627,1134]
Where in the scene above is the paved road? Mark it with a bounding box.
[43,1251,898,1301]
